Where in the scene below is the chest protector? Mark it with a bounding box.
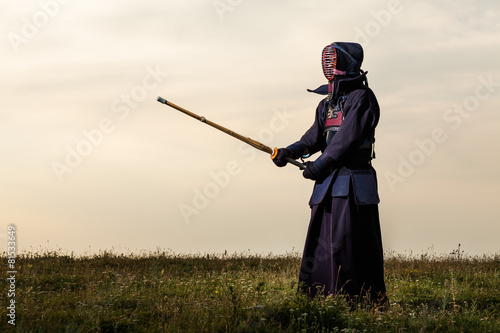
[324,94,347,146]
[324,93,375,162]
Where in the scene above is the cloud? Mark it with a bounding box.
[1,0,499,255]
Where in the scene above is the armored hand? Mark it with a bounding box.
[303,154,337,181]
[272,148,293,167]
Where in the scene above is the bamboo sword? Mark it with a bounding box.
[156,96,305,170]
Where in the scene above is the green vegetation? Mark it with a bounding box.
[1,249,499,332]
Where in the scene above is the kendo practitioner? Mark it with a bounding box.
[273,42,387,304]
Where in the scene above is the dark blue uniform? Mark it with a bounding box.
[288,75,386,302]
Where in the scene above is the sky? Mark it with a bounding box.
[1,0,499,257]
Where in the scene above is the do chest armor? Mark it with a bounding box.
[324,95,347,146]
[323,94,375,161]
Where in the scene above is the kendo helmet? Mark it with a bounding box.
[322,42,364,82]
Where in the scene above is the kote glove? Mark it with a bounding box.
[272,148,293,167]
[302,154,337,181]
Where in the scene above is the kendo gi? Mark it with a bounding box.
[273,42,386,302]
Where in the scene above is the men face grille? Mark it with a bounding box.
[322,45,337,81]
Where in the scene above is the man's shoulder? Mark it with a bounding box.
[348,86,376,99]
[346,86,379,108]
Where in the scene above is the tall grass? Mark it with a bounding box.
[1,249,499,332]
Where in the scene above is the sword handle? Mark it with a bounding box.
[286,157,306,170]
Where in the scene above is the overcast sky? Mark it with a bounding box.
[1,0,499,257]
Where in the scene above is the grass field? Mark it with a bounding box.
[1,249,499,332]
